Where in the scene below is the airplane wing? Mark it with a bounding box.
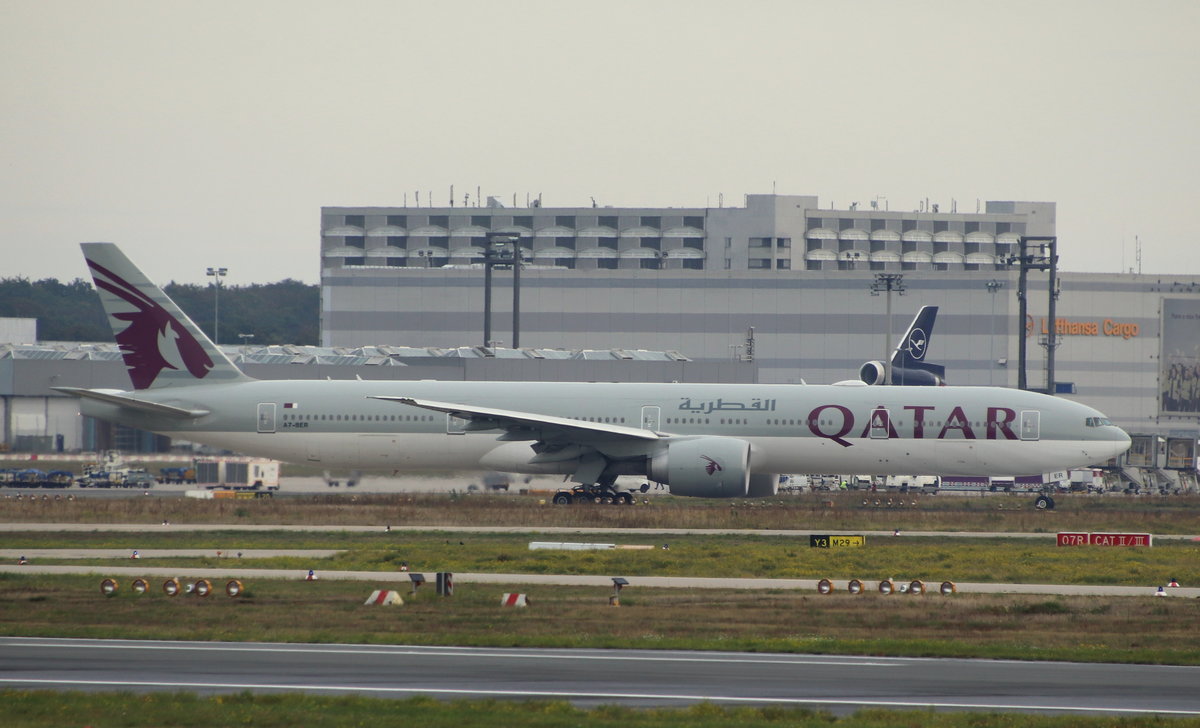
[369,395,661,442]
[52,387,210,418]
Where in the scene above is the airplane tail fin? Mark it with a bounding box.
[81,242,252,390]
[891,305,938,369]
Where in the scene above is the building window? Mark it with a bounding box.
[684,215,704,229]
[808,217,823,229]
[387,258,405,267]
[598,259,618,270]
[748,259,770,269]
[344,257,365,266]
[683,259,703,270]
[870,218,887,231]
[640,216,661,228]
[555,215,575,227]
[345,215,364,227]
[839,218,854,231]
[776,238,791,248]
[640,237,661,250]
[599,237,618,250]
[683,239,704,250]
[387,215,407,227]
[471,215,490,227]
[345,237,365,249]
[429,215,449,227]
[965,221,979,234]
[514,216,533,228]
[996,222,1011,234]
[934,220,949,233]
[776,259,791,269]
[749,237,771,248]
[599,215,618,228]
[902,219,917,232]
[387,236,407,247]
[639,258,660,270]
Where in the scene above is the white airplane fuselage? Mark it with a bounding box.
[81,378,1131,478]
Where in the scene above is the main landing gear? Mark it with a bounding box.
[551,483,635,505]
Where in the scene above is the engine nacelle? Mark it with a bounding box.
[647,436,750,498]
[747,472,778,497]
[859,360,887,385]
[859,362,946,386]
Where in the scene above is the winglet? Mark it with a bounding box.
[81,243,251,390]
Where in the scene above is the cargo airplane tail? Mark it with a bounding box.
[858,305,946,386]
[57,243,1131,502]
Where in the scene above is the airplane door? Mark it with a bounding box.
[446,414,468,435]
[1019,410,1040,441]
[257,403,277,434]
[641,406,661,432]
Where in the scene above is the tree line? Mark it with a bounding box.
[0,277,319,345]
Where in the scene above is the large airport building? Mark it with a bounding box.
[2,192,1197,487]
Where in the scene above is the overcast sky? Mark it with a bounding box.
[2,1,1197,285]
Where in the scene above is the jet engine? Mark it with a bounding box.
[747,472,779,497]
[647,436,751,498]
[859,360,888,385]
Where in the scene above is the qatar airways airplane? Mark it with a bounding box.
[56,243,1130,503]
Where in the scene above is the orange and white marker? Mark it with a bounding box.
[364,590,403,606]
[501,593,528,607]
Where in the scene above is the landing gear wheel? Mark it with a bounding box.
[1034,494,1055,510]
[618,492,634,505]
[552,492,573,505]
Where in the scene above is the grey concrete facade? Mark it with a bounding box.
[320,194,1199,442]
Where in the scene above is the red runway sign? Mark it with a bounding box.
[1057,532,1152,547]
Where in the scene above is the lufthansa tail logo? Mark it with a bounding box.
[905,327,928,360]
[702,455,723,475]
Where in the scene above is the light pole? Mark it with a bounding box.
[483,233,523,349]
[237,333,254,351]
[870,273,906,385]
[205,266,227,345]
[986,279,1004,385]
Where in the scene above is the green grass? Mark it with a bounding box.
[11,530,1200,587]
[6,490,1200,534]
[7,691,1200,728]
[3,573,1200,665]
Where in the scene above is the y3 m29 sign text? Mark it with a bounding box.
[1057,532,1153,547]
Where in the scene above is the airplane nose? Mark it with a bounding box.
[1102,427,1132,458]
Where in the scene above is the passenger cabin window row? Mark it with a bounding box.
[281,414,435,422]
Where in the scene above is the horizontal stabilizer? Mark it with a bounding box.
[52,387,209,418]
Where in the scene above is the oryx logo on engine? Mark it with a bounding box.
[702,455,723,475]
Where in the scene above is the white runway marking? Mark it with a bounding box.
[2,678,1199,716]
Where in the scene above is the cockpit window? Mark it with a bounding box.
[1085,417,1113,427]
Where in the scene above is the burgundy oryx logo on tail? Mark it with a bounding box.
[88,259,214,389]
[702,455,723,476]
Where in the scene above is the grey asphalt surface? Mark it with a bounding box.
[1,637,1199,715]
[3,521,1198,541]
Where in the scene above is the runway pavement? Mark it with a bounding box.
[2,521,1198,541]
[2,637,1199,715]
